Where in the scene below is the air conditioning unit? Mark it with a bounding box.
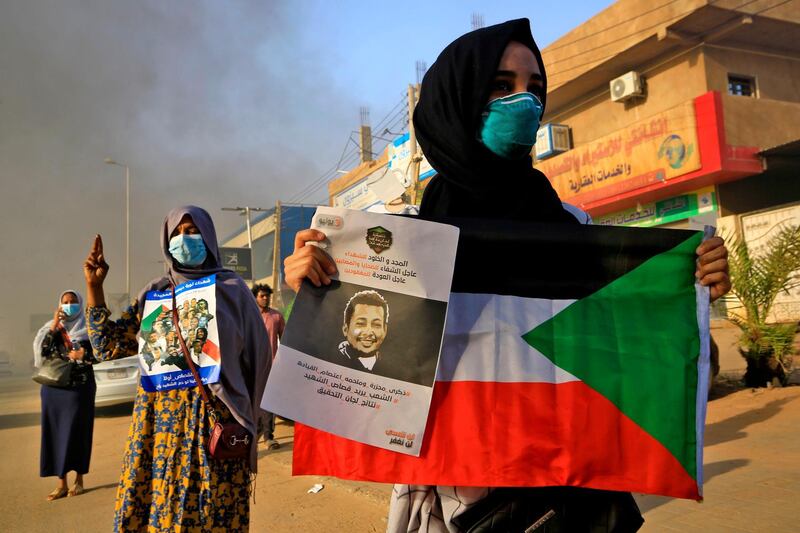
[610,71,644,102]
[535,123,571,160]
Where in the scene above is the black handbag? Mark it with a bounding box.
[32,357,73,388]
[33,326,75,388]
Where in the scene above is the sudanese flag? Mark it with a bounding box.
[293,220,711,500]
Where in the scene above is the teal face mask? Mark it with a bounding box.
[478,92,543,159]
[61,303,80,317]
[169,234,207,267]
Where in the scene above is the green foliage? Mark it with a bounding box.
[724,224,800,363]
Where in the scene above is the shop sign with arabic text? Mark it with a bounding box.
[536,101,701,203]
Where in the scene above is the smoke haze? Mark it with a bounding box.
[0,0,358,371]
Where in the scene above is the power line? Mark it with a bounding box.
[547,0,762,73]
[544,0,769,64]
[544,0,682,53]
[547,0,769,78]
[288,131,366,204]
[373,94,407,131]
[292,150,362,204]
[287,144,359,204]
[286,141,355,203]
[287,91,408,205]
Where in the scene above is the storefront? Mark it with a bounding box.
[536,91,763,231]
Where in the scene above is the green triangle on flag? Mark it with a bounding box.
[522,232,703,480]
[141,304,167,333]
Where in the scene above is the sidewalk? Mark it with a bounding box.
[635,321,800,531]
[637,386,800,532]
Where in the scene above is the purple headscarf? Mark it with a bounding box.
[136,205,269,471]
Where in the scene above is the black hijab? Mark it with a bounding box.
[415,18,575,223]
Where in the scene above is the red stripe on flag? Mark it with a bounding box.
[293,381,699,499]
[202,340,220,361]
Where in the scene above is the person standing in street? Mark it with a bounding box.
[252,283,285,450]
[33,290,96,500]
[84,205,269,532]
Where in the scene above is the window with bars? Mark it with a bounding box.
[728,75,756,97]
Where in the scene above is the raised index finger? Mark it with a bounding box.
[92,234,104,255]
[293,229,325,253]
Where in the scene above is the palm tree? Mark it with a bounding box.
[724,224,800,387]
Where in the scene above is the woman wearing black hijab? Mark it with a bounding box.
[286,18,730,533]
[413,19,576,225]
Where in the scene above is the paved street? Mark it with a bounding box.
[2,365,799,532]
[0,378,391,532]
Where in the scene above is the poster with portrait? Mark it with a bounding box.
[137,274,221,392]
[262,207,459,456]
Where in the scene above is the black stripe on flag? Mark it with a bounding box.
[420,217,699,300]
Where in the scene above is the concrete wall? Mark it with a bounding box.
[702,45,800,149]
[543,40,800,157]
[542,0,708,90]
[705,46,800,104]
[545,47,709,145]
[714,0,800,25]
[722,95,800,149]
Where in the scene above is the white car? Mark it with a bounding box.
[94,356,139,406]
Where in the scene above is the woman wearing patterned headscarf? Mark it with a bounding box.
[34,289,95,500]
[84,205,269,531]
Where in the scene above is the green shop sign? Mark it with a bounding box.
[597,189,717,227]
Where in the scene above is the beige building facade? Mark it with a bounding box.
[535,0,800,230]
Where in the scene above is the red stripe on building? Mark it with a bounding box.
[578,91,761,216]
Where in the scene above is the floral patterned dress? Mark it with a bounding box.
[88,303,250,532]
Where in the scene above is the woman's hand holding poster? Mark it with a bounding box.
[262,207,459,456]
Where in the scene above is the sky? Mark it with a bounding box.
[0,0,612,370]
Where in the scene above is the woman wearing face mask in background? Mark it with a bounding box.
[33,290,96,500]
[286,19,730,533]
[83,205,269,532]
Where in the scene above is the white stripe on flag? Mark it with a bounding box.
[436,292,580,384]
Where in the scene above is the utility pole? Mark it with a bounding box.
[407,83,422,203]
[271,201,283,308]
[104,158,131,300]
[415,60,427,85]
[221,206,270,281]
[359,106,373,163]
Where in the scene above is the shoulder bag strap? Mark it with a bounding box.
[170,283,214,408]
[58,325,72,348]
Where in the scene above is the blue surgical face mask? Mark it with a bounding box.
[61,303,80,317]
[478,92,543,159]
[169,234,207,267]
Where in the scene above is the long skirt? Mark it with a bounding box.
[114,386,250,532]
[40,374,96,477]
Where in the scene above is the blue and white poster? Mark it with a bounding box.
[137,275,221,392]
